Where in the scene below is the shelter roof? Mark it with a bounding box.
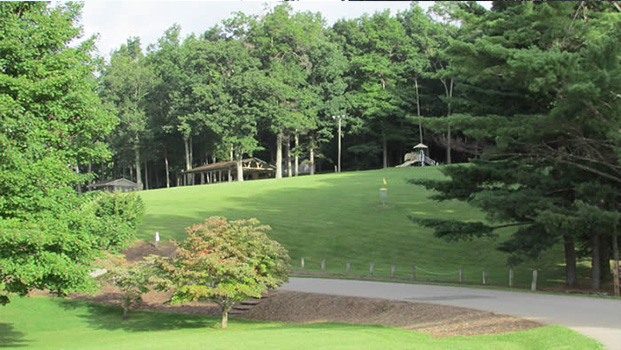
[87,178,137,188]
[413,143,428,149]
[185,157,275,174]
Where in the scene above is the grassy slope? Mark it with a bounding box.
[137,167,572,288]
[0,296,603,350]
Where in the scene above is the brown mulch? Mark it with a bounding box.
[242,291,542,337]
[60,240,544,337]
[122,240,177,262]
[70,287,542,338]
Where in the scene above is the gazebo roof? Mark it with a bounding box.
[413,143,428,149]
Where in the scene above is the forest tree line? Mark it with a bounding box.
[97,2,485,189]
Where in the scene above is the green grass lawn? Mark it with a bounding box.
[0,296,603,350]
[137,167,577,288]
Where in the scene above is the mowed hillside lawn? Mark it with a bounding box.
[1,296,603,350]
[138,167,571,288]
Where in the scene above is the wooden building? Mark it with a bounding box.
[179,157,276,186]
[87,178,138,192]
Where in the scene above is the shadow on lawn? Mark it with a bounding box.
[57,299,215,332]
[0,323,28,348]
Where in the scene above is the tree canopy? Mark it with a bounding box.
[0,2,143,304]
[409,1,621,288]
[153,217,289,328]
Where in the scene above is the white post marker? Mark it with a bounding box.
[155,231,160,248]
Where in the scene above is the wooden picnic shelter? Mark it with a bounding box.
[179,157,276,186]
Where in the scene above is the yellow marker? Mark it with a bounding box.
[383,177,387,185]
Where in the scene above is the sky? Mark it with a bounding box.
[79,1,439,58]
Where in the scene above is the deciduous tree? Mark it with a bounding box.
[153,217,289,328]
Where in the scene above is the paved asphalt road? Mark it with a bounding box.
[280,277,621,350]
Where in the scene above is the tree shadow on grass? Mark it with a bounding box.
[57,299,215,332]
[0,323,28,348]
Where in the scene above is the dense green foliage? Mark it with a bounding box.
[95,2,468,186]
[0,2,133,304]
[153,217,289,328]
[409,2,621,288]
[0,296,604,350]
[138,167,571,289]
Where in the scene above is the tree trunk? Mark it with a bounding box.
[286,135,292,178]
[276,133,283,179]
[591,233,601,290]
[74,164,82,194]
[310,143,315,176]
[144,159,149,190]
[184,137,192,185]
[613,227,619,297]
[154,162,161,189]
[294,134,299,177]
[221,306,229,329]
[415,77,423,144]
[382,132,388,169]
[135,147,143,190]
[164,150,170,188]
[446,123,452,165]
[600,235,611,285]
[87,163,92,184]
[564,237,577,288]
[189,136,193,167]
[236,151,244,182]
[122,298,130,320]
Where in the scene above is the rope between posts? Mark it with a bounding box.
[415,266,459,276]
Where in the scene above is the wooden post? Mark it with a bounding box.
[531,270,538,291]
[391,264,396,278]
[459,267,463,283]
[509,268,514,288]
[370,261,374,277]
[346,261,351,274]
[412,264,416,280]
[482,268,487,285]
[300,258,305,270]
[321,258,325,272]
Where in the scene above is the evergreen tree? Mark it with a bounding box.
[410,1,621,288]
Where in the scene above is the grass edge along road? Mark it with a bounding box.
[0,296,604,350]
[137,167,575,289]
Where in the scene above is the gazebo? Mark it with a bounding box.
[179,157,276,186]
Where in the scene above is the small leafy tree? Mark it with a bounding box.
[82,191,145,252]
[100,255,152,319]
[154,217,289,328]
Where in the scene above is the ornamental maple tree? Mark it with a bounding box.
[154,217,289,328]
[99,255,152,320]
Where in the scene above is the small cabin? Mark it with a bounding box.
[87,178,138,193]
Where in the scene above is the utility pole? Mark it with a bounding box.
[332,115,345,172]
